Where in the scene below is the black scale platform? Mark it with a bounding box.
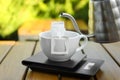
[22,51,104,77]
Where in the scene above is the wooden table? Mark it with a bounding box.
[0,41,120,80]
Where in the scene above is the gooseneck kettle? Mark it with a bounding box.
[60,11,120,43]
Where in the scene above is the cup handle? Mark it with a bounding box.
[51,37,69,55]
[76,35,88,52]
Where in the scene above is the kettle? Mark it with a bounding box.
[88,0,120,43]
[60,9,120,43]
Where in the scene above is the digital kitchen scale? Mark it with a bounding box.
[22,51,104,77]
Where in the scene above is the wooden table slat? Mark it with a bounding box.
[34,41,41,55]
[83,41,120,80]
[0,41,36,80]
[102,42,120,66]
[61,76,94,80]
[0,41,15,63]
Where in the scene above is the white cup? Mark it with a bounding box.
[39,31,88,62]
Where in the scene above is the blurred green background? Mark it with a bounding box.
[0,0,89,40]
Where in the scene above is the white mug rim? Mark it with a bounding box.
[39,31,83,39]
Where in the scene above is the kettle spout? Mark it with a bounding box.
[60,12,82,34]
